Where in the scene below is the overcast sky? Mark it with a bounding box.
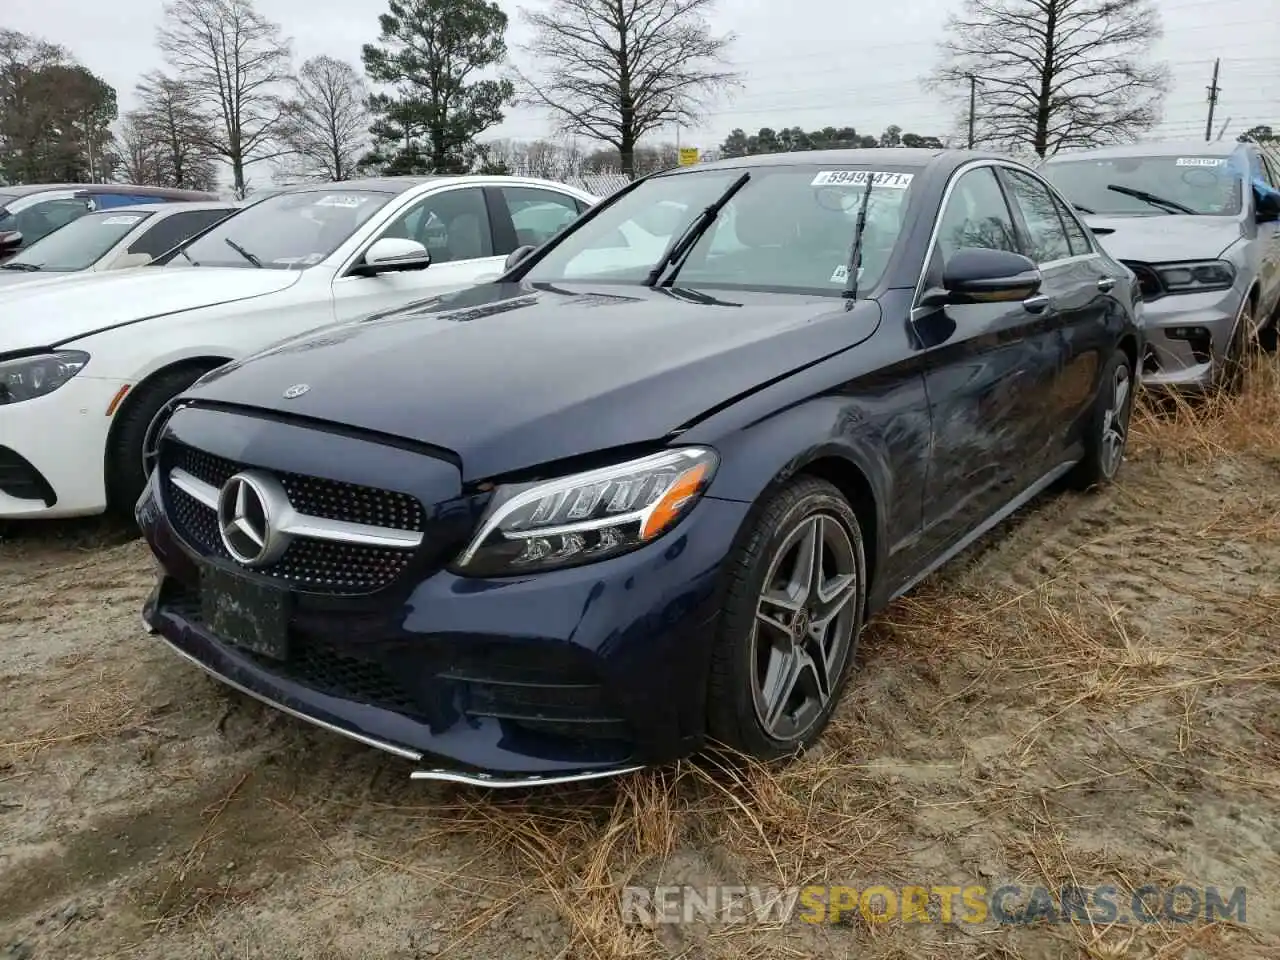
[6,0,1278,157]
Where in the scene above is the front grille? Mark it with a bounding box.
[1122,260,1164,301]
[0,446,55,505]
[163,441,425,595]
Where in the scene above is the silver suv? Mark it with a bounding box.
[1041,141,1280,393]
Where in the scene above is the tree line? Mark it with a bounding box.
[2,0,1207,195]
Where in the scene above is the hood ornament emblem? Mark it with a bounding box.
[282,383,310,399]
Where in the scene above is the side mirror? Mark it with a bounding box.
[1255,188,1280,224]
[355,237,431,276]
[922,248,1042,307]
[504,244,536,271]
[0,230,23,256]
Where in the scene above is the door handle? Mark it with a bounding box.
[1097,277,1116,292]
[1022,294,1052,314]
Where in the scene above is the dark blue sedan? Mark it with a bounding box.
[137,148,1144,787]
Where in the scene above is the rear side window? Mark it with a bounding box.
[1050,192,1093,256]
[127,209,234,258]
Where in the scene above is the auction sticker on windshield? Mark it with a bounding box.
[1175,158,1225,167]
[315,195,369,207]
[810,170,914,188]
[102,215,143,225]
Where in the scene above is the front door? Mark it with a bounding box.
[329,186,507,323]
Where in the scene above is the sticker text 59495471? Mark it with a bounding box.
[811,170,915,189]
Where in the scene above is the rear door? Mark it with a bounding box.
[999,165,1117,453]
[912,162,1066,560]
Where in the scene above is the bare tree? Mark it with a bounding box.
[129,72,220,190]
[518,0,739,178]
[278,55,369,181]
[926,0,1169,157]
[156,0,293,196]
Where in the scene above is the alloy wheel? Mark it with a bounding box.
[1100,362,1131,480]
[749,512,859,743]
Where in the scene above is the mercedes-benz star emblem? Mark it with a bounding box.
[216,471,292,567]
[282,383,310,399]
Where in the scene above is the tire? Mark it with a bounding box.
[706,476,867,761]
[1068,347,1134,491]
[105,365,212,517]
[1257,300,1279,354]
[1219,302,1251,395]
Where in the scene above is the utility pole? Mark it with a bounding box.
[967,74,977,148]
[1204,58,1220,142]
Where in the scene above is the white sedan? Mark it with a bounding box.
[0,175,598,520]
[0,201,239,289]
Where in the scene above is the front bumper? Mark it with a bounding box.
[138,470,752,785]
[1137,288,1244,391]
[0,375,129,518]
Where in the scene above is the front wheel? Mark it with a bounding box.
[706,477,867,761]
[1067,347,1134,491]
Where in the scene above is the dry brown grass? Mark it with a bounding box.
[396,352,1280,960]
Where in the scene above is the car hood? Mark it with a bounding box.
[0,267,303,352]
[1082,214,1245,263]
[186,281,883,481]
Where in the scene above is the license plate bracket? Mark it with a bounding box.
[200,564,291,660]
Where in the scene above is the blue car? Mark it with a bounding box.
[137,148,1144,787]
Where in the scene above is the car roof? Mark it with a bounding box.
[1044,140,1244,162]
[96,201,239,214]
[673,147,1015,181]
[0,182,219,199]
[272,175,598,197]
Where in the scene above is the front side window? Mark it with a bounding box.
[1002,168,1073,264]
[0,209,153,271]
[376,187,493,263]
[935,166,1020,262]
[1050,192,1094,256]
[0,196,95,247]
[522,164,921,295]
[179,189,394,269]
[1042,155,1243,217]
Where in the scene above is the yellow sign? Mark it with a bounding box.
[678,147,699,166]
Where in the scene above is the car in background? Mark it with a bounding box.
[136,148,1142,786]
[0,175,597,522]
[0,201,238,289]
[1041,140,1280,393]
[0,184,219,262]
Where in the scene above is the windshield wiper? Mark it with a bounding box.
[224,237,263,267]
[0,261,40,271]
[1072,202,1097,214]
[645,172,751,287]
[842,173,879,301]
[1105,184,1197,215]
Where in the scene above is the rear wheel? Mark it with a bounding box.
[105,365,214,518]
[1068,348,1133,491]
[706,477,866,761]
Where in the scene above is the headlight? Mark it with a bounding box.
[0,350,89,405]
[453,446,718,576]
[1152,259,1235,294]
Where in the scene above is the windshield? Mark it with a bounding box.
[1042,155,1244,217]
[177,189,394,269]
[3,210,154,271]
[522,164,918,295]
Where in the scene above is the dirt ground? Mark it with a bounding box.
[3,362,1280,960]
